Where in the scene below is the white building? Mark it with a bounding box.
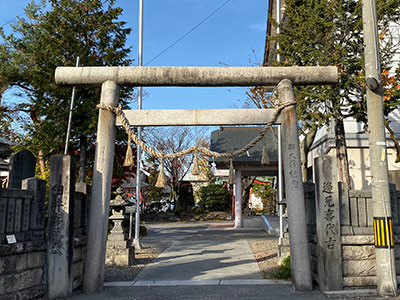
[265,1,400,189]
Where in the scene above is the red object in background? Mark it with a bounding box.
[123,191,143,203]
[253,179,270,185]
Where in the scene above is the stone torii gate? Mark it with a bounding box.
[55,66,338,294]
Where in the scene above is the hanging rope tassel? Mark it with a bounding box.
[123,132,134,167]
[228,159,235,185]
[155,157,167,188]
[261,143,269,165]
[191,152,200,175]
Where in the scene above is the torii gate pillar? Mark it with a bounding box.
[278,79,313,291]
[234,168,243,228]
[83,81,120,294]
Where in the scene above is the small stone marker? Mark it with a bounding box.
[47,155,75,299]
[314,155,343,291]
[8,150,36,189]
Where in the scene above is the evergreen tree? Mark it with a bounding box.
[268,0,400,185]
[0,0,133,177]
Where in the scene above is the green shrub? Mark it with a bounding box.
[198,184,230,212]
[139,225,147,237]
[192,206,204,214]
[174,207,184,216]
[272,255,291,279]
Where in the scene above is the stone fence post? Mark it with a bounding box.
[314,155,343,291]
[22,177,46,241]
[47,155,75,299]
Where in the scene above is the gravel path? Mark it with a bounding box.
[104,221,280,282]
[249,239,280,278]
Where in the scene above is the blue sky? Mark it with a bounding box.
[1,0,268,110]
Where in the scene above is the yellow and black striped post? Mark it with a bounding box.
[374,217,394,249]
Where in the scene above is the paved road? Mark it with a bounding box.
[137,222,267,281]
[70,221,326,300]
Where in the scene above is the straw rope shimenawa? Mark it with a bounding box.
[97,100,296,187]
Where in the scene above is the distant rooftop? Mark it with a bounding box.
[210,127,278,165]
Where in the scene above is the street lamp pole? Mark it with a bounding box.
[133,0,144,250]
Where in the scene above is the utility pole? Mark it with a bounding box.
[133,0,144,250]
[361,0,397,296]
[64,56,80,155]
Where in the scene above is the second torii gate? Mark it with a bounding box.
[55,65,338,294]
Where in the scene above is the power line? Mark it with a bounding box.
[145,0,231,66]
[1,12,26,29]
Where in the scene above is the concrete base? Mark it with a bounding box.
[105,246,134,266]
[132,238,141,250]
[323,289,378,299]
[243,216,263,229]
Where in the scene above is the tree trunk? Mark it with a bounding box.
[300,125,317,182]
[173,183,180,209]
[78,135,87,182]
[241,176,255,215]
[385,119,400,163]
[334,117,351,187]
[38,149,46,175]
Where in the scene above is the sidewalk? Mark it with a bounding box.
[70,221,325,300]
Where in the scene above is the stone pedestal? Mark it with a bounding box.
[105,208,132,266]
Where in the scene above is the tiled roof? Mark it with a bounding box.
[210,127,278,163]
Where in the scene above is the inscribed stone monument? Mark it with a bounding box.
[314,155,343,291]
[8,150,36,189]
[47,155,75,299]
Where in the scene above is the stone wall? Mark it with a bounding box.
[0,238,86,299]
[0,169,89,299]
[304,182,318,284]
[73,237,87,290]
[305,188,383,290]
[304,155,400,292]
[73,182,89,290]
[340,187,400,289]
[0,241,47,300]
